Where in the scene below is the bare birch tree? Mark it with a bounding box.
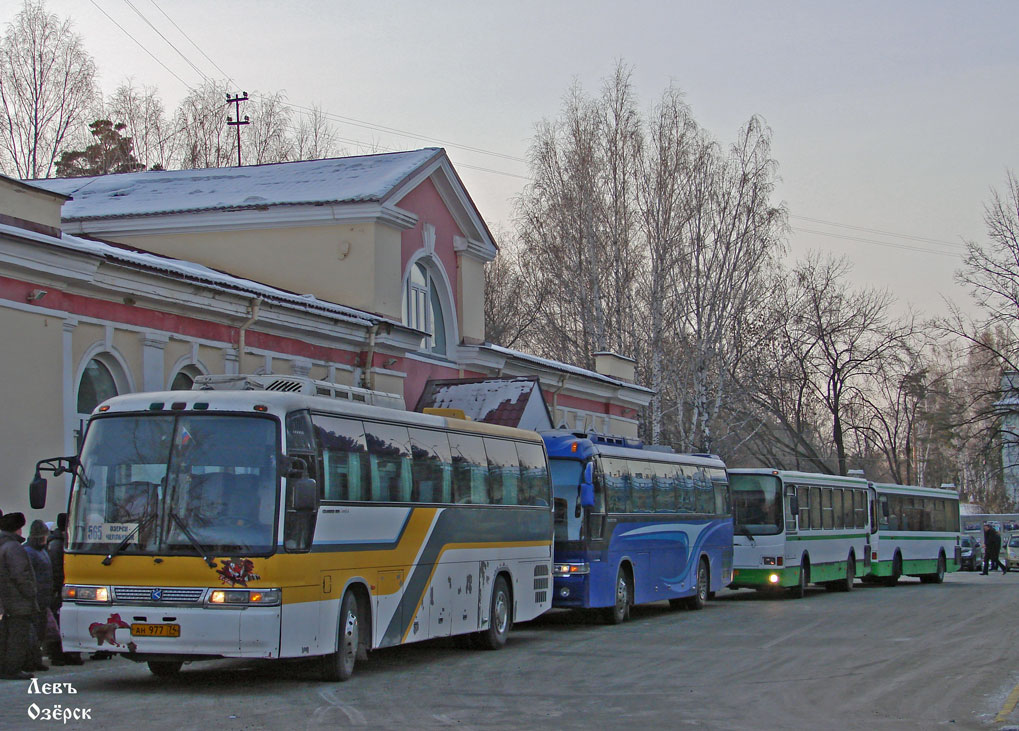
[107,80,172,169]
[0,0,97,178]
[293,103,341,160]
[173,79,235,169]
[247,91,293,164]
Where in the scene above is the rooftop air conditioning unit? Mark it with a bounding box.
[192,374,405,410]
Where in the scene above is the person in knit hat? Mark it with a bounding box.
[23,521,52,672]
[0,512,39,680]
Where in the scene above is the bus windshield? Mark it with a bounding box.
[731,473,783,536]
[68,414,279,556]
[550,458,583,541]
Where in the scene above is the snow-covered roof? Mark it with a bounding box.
[415,377,552,430]
[27,149,443,221]
[483,343,654,394]
[0,220,394,328]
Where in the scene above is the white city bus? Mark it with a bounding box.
[866,482,961,584]
[729,469,871,597]
[30,376,553,680]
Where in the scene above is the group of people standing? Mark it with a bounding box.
[0,509,80,680]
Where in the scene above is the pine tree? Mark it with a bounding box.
[55,119,145,177]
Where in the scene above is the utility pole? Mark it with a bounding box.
[226,91,250,166]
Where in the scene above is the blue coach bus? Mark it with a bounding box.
[543,431,733,623]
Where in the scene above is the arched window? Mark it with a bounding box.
[403,261,448,356]
[77,358,119,414]
[169,363,203,391]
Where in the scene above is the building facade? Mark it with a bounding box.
[2,149,650,520]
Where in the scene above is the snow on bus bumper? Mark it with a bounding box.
[60,599,282,659]
[730,566,797,589]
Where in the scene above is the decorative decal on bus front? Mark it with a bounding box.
[216,558,261,587]
[89,613,132,648]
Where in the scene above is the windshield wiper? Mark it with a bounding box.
[735,524,756,544]
[102,513,157,566]
[168,510,217,568]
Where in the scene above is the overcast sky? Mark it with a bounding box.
[6,1,1017,318]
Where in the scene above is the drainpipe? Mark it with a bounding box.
[552,374,568,427]
[237,297,262,369]
[362,322,382,390]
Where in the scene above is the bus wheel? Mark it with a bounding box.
[840,555,855,592]
[321,590,359,681]
[922,553,946,584]
[476,575,512,650]
[685,558,710,610]
[883,553,902,587]
[603,566,631,624]
[147,660,182,677]
[788,560,808,599]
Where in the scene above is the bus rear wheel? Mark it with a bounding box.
[321,590,359,681]
[147,660,182,677]
[603,566,631,624]
[685,558,710,610]
[838,555,855,592]
[921,553,946,584]
[476,575,512,650]
[883,553,902,587]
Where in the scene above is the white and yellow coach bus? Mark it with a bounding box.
[30,378,553,680]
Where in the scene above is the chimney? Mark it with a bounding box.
[593,351,636,383]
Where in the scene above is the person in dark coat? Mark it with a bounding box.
[44,513,80,665]
[982,524,1007,575]
[23,520,52,672]
[0,512,40,680]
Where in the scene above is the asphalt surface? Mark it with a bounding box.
[2,569,1018,730]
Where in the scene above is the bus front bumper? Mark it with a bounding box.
[60,601,282,659]
[730,566,798,589]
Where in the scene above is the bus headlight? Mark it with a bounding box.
[553,563,590,577]
[768,573,780,584]
[206,588,280,607]
[63,585,111,603]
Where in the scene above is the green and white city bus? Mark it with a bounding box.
[730,469,871,598]
[866,482,961,585]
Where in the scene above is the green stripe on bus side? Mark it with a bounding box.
[878,534,960,541]
[733,559,855,587]
[787,534,867,541]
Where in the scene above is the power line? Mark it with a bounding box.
[88,0,194,90]
[121,0,211,83]
[146,0,236,85]
[788,215,966,250]
[792,227,964,259]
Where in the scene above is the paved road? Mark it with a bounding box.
[2,570,1018,730]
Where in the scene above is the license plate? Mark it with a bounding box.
[131,623,180,637]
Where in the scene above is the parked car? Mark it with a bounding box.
[964,522,981,532]
[960,535,984,571]
[1007,535,1019,569]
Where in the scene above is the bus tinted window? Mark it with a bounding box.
[602,457,631,513]
[809,487,821,530]
[832,489,844,529]
[516,442,551,507]
[797,486,809,529]
[653,463,677,512]
[854,490,867,528]
[315,416,368,501]
[364,422,412,502]
[409,428,452,503]
[485,438,521,505]
[631,461,654,513]
[710,468,729,515]
[449,433,488,504]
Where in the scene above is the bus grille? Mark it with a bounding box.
[533,564,549,603]
[114,586,205,603]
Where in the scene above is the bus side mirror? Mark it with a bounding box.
[288,477,318,512]
[29,472,47,510]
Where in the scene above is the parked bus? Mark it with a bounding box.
[29,378,553,680]
[544,431,732,623]
[867,482,961,585]
[730,469,871,597]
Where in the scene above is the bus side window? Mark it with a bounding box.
[653,463,676,512]
[603,457,631,513]
[631,461,653,513]
[797,486,809,529]
[709,468,729,515]
[313,415,368,501]
[809,486,821,530]
[364,422,412,502]
[484,438,520,505]
[448,433,488,504]
[409,428,452,503]
[284,410,318,552]
[515,442,550,507]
